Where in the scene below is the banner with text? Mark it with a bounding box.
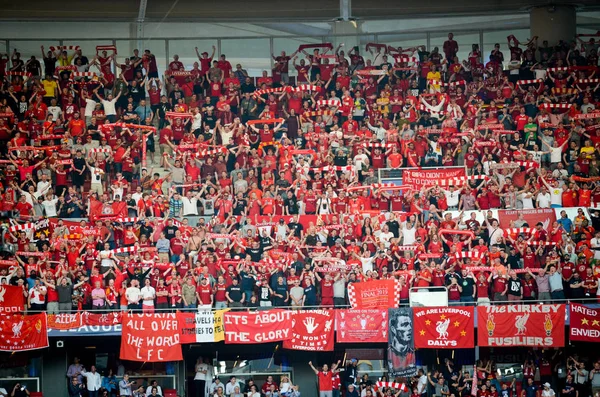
[347,279,400,309]
[224,309,292,344]
[0,286,25,314]
[413,307,474,349]
[120,313,182,362]
[283,310,334,351]
[388,308,417,377]
[497,208,556,230]
[402,168,466,188]
[0,313,49,351]
[178,310,227,344]
[47,313,82,330]
[477,304,565,347]
[336,309,388,343]
[569,304,600,342]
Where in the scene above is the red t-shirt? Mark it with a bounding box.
[318,372,333,391]
[196,284,213,305]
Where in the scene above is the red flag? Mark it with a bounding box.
[82,311,122,326]
[224,309,292,344]
[477,304,565,347]
[283,310,334,351]
[0,313,49,351]
[347,280,400,309]
[336,309,388,343]
[413,307,474,349]
[47,313,82,330]
[0,285,25,313]
[120,313,182,362]
[569,304,600,342]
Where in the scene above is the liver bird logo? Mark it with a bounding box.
[436,318,450,339]
[515,313,530,335]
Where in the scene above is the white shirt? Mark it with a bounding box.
[125,286,141,304]
[195,363,209,381]
[377,231,394,248]
[89,166,104,184]
[353,153,369,172]
[591,237,600,260]
[48,105,63,121]
[359,257,374,273]
[549,187,562,206]
[84,99,97,117]
[443,189,460,208]
[41,198,59,217]
[417,375,428,394]
[401,225,416,245]
[101,98,117,116]
[28,285,47,304]
[536,192,551,208]
[191,113,202,130]
[182,196,199,216]
[81,370,102,391]
[225,382,241,395]
[140,286,156,305]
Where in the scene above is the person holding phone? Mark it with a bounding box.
[10,383,29,397]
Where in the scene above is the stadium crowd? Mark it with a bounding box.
[0,33,599,312]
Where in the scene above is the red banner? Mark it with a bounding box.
[413,307,474,349]
[82,312,123,326]
[336,309,388,343]
[569,304,600,342]
[477,304,565,347]
[47,313,82,330]
[347,280,400,309]
[0,286,25,314]
[497,208,556,230]
[402,168,466,188]
[120,313,182,362]
[283,310,334,351]
[0,314,49,351]
[224,309,292,344]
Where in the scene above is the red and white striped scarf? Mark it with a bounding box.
[96,45,117,54]
[528,241,557,246]
[477,124,503,130]
[71,72,97,78]
[88,148,112,154]
[50,45,80,51]
[9,222,36,232]
[438,175,489,186]
[6,71,32,78]
[516,79,543,86]
[546,67,569,73]
[505,228,535,235]
[362,142,395,148]
[540,103,572,110]
[316,99,341,108]
[376,382,408,392]
[455,251,485,259]
[253,87,286,97]
[287,84,319,92]
[576,78,600,84]
[166,111,194,119]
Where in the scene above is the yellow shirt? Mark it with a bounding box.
[42,80,58,97]
[427,71,442,90]
[580,146,594,159]
[57,55,74,67]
